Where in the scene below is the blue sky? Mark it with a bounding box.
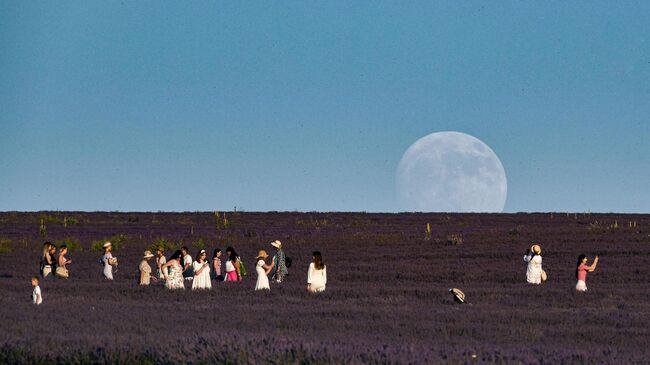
[1,2,649,212]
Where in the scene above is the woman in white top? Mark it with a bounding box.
[254,250,273,291]
[307,251,327,293]
[156,247,167,280]
[102,242,117,280]
[181,246,194,281]
[523,244,544,285]
[224,246,242,282]
[192,249,212,290]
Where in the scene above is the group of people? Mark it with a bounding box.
[33,239,327,305]
[523,243,599,291]
[39,242,72,279]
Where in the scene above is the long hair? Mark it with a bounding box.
[212,248,221,259]
[576,254,586,279]
[226,246,238,262]
[195,250,206,263]
[313,251,325,270]
[42,242,52,259]
[169,250,183,262]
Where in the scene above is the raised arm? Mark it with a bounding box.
[587,256,599,271]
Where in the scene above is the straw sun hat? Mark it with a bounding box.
[449,288,466,304]
[271,240,282,249]
[256,250,269,260]
[143,250,154,259]
[103,241,112,248]
[531,244,542,255]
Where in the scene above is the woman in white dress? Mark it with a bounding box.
[254,250,273,291]
[307,251,327,293]
[523,244,544,285]
[192,249,211,290]
[102,242,117,280]
[163,250,185,290]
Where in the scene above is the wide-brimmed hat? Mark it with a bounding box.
[103,241,112,248]
[271,240,282,249]
[449,288,466,304]
[256,250,269,259]
[531,244,541,255]
[143,250,154,259]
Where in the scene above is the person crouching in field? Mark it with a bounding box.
[56,244,72,279]
[163,250,185,290]
[192,250,211,290]
[254,250,273,291]
[32,276,42,305]
[102,242,117,280]
[156,247,167,281]
[523,244,544,285]
[307,251,327,293]
[40,242,54,278]
[139,250,155,286]
[576,254,599,292]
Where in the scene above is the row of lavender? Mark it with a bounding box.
[1,211,649,364]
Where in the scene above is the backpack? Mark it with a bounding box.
[238,258,247,277]
[285,256,292,268]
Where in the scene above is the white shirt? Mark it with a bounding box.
[33,286,42,305]
[183,254,192,267]
[225,260,236,272]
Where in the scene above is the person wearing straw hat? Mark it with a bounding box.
[523,244,544,285]
[192,249,212,290]
[101,241,118,280]
[254,250,273,291]
[270,240,288,283]
[139,250,155,286]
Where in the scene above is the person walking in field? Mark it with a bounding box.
[32,276,43,305]
[576,254,599,292]
[270,240,288,283]
[102,242,117,280]
[523,244,544,285]
[181,246,194,282]
[254,250,273,291]
[212,248,223,281]
[139,250,155,286]
[307,251,327,293]
[40,242,54,278]
[224,246,242,282]
[156,247,167,281]
[56,244,72,279]
[163,250,185,290]
[192,249,212,290]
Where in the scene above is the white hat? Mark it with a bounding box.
[103,241,112,248]
[143,250,154,259]
[271,240,282,249]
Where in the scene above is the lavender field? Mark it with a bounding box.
[1,211,649,364]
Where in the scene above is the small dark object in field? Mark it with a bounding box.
[449,288,466,304]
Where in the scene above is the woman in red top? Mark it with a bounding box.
[575,254,599,292]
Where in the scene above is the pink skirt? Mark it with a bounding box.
[226,271,238,281]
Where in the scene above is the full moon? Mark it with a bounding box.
[396,131,507,212]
